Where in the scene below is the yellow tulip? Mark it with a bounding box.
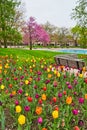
[16,105,22,113]
[18,115,26,125]
[52,110,58,119]
[1,85,5,90]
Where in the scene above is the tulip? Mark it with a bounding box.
[58,93,62,98]
[18,89,23,94]
[78,98,84,104]
[35,94,39,99]
[52,97,57,103]
[37,117,43,124]
[78,120,84,126]
[15,100,19,105]
[68,84,72,89]
[18,115,26,125]
[24,106,30,112]
[72,109,78,115]
[73,126,80,130]
[66,82,70,85]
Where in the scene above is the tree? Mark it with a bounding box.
[71,0,87,48]
[71,25,80,46]
[57,27,70,46]
[0,0,23,48]
[42,21,57,35]
[23,17,50,50]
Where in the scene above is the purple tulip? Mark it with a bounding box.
[35,94,39,99]
[78,120,84,126]
[0,81,2,84]
[18,89,23,94]
[37,71,42,75]
[66,82,70,85]
[24,106,30,112]
[58,93,62,98]
[45,79,50,84]
[73,92,77,95]
[15,100,19,105]
[68,85,72,89]
[6,77,9,81]
[64,75,67,78]
[10,93,13,98]
[72,109,78,115]
[71,102,75,106]
[37,117,43,124]
[0,101,2,106]
[14,68,16,71]
[37,77,41,81]
[34,85,38,89]
[20,76,24,80]
[79,98,84,104]
[74,79,78,85]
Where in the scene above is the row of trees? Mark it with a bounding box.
[0,0,87,49]
[42,22,74,47]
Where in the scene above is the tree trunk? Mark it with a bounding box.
[55,42,57,47]
[30,41,32,50]
[74,39,78,47]
[29,26,32,50]
[0,42,2,48]
[4,38,7,48]
[2,25,7,48]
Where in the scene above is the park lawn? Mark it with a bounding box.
[0,48,63,58]
[0,48,87,64]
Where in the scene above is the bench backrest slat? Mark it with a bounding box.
[54,54,85,69]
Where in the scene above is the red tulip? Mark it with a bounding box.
[27,96,33,102]
[52,97,57,103]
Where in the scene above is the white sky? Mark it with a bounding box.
[23,0,77,28]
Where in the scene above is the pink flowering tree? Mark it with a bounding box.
[22,17,50,50]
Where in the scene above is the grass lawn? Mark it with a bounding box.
[0,48,87,64]
[0,48,63,59]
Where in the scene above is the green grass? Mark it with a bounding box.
[0,48,64,59]
[0,48,87,64]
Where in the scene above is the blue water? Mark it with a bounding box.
[58,49,87,54]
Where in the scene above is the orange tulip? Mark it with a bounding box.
[35,106,42,115]
[85,94,87,99]
[0,64,2,69]
[48,74,52,78]
[42,128,47,130]
[0,70,2,74]
[9,84,13,88]
[12,91,16,96]
[41,94,46,101]
[66,96,72,104]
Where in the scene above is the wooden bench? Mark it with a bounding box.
[54,54,86,73]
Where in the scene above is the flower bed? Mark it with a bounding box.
[0,55,87,130]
